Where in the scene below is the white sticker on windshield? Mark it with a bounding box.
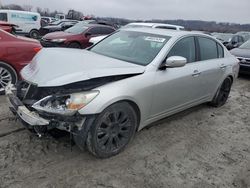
[144,37,166,43]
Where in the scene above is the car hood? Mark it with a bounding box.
[230,48,250,58]
[21,48,145,87]
[43,31,76,40]
[17,36,40,44]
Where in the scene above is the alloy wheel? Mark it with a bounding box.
[96,110,133,153]
[218,78,232,104]
[0,67,12,92]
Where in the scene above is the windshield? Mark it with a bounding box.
[65,23,88,34]
[239,40,250,49]
[90,30,170,66]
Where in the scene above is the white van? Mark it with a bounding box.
[0,10,41,38]
[55,14,66,20]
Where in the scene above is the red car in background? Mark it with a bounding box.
[40,23,115,49]
[0,21,17,33]
[0,29,42,94]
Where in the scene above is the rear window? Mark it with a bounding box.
[99,27,115,35]
[0,13,8,22]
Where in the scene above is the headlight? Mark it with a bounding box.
[51,38,66,43]
[32,91,99,116]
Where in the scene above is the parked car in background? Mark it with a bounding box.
[0,21,17,33]
[89,23,185,45]
[89,35,107,45]
[6,28,239,158]
[123,22,185,30]
[212,33,234,42]
[41,23,115,48]
[230,40,250,74]
[39,19,78,36]
[41,17,57,24]
[213,33,245,50]
[0,10,41,38]
[0,30,42,94]
[55,14,66,20]
[236,31,250,41]
[224,35,245,50]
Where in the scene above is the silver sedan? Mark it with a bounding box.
[6,28,239,158]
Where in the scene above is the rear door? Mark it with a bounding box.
[195,36,226,96]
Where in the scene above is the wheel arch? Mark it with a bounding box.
[93,98,142,131]
[121,99,141,131]
[0,61,18,82]
[227,74,234,83]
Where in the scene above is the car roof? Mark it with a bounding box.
[127,22,184,28]
[122,27,210,38]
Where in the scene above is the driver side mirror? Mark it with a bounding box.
[161,56,187,69]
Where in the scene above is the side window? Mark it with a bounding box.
[167,37,196,63]
[217,43,224,58]
[198,37,218,61]
[88,27,100,35]
[99,27,115,35]
[0,13,8,22]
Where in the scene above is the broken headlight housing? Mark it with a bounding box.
[32,91,99,116]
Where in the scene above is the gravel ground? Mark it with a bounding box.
[0,76,249,188]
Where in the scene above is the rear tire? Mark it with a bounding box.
[0,62,18,95]
[29,30,40,39]
[209,77,232,107]
[68,42,81,49]
[86,102,137,158]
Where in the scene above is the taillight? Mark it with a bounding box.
[34,47,42,53]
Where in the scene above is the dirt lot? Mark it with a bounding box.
[0,76,250,188]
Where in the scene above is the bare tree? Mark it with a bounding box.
[3,4,24,10]
[22,4,33,11]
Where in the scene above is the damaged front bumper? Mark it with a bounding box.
[6,84,50,127]
[5,84,93,141]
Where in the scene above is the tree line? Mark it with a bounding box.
[1,3,250,33]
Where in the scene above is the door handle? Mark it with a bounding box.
[220,64,227,69]
[192,70,201,77]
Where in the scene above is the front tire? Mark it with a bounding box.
[86,102,137,158]
[0,62,18,95]
[209,77,232,107]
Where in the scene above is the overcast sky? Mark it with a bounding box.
[1,0,250,24]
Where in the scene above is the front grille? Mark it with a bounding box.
[237,57,250,64]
